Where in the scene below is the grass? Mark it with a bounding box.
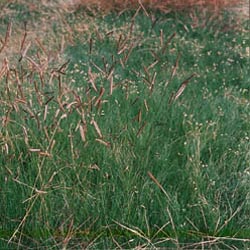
[65,0,244,13]
[0,1,249,249]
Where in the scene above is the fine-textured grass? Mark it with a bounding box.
[0,1,249,249]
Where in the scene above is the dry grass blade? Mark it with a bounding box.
[147,60,159,70]
[147,171,171,203]
[62,218,74,248]
[143,65,150,84]
[151,221,171,240]
[20,41,31,61]
[107,65,115,80]
[113,220,151,243]
[94,87,105,106]
[118,44,128,55]
[150,49,160,61]
[0,22,12,54]
[123,42,135,64]
[215,202,245,234]
[43,104,48,121]
[144,99,149,112]
[25,56,41,71]
[185,217,200,232]
[95,138,110,147]
[166,206,179,248]
[13,69,25,99]
[21,125,29,146]
[137,109,142,123]
[119,57,125,69]
[91,61,105,74]
[88,67,98,92]
[136,121,147,137]
[102,56,108,73]
[129,18,135,37]
[91,119,103,138]
[44,96,54,105]
[131,5,142,20]
[138,0,149,17]
[162,32,176,54]
[19,24,29,61]
[106,224,123,249]
[8,193,39,244]
[182,238,219,249]
[79,123,87,142]
[35,38,48,56]
[95,28,103,41]
[109,75,113,95]
[20,22,27,51]
[29,148,41,152]
[56,60,70,75]
[169,73,196,104]
[183,235,250,249]
[116,34,123,52]
[160,29,164,47]
[2,107,11,127]
[38,151,52,157]
[149,71,157,94]
[0,58,8,79]
[208,236,250,243]
[13,178,48,195]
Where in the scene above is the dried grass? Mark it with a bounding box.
[68,0,244,13]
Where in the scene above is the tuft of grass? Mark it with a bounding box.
[0,1,249,249]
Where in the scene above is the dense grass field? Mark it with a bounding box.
[0,1,249,249]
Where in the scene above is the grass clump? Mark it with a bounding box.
[0,1,249,249]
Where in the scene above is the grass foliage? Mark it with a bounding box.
[0,1,249,249]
